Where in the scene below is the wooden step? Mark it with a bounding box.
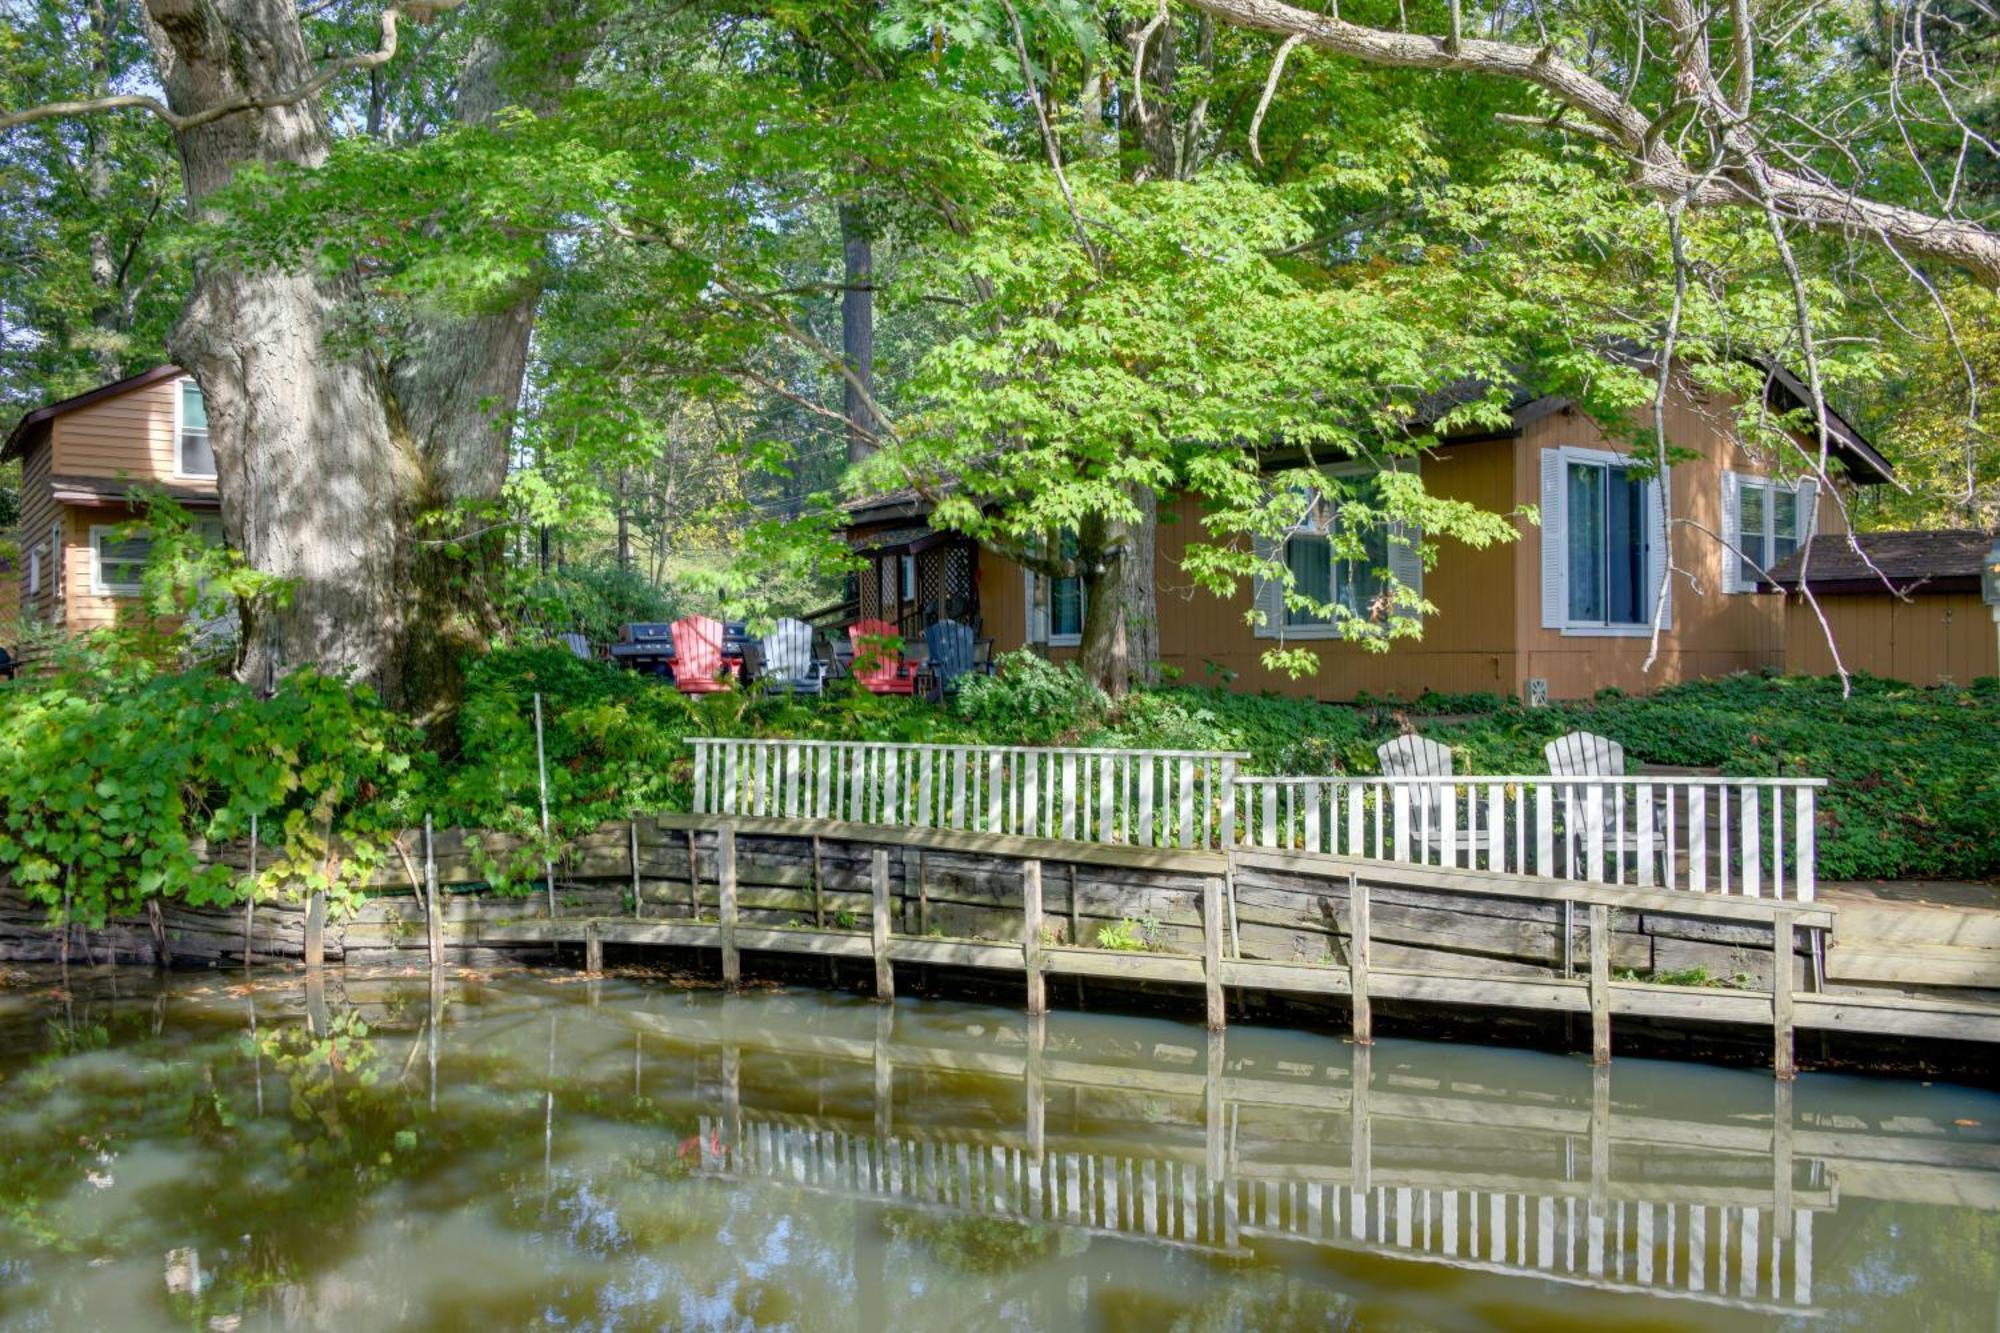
[1826,939,2000,989]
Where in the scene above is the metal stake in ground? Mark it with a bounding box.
[534,692,556,919]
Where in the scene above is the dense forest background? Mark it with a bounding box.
[0,0,1995,706]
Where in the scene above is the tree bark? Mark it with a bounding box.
[1076,490,1162,695]
[138,0,583,713]
[840,201,876,463]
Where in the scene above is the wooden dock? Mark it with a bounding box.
[456,813,2000,1073]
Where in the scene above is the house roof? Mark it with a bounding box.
[1762,530,1994,594]
[1,365,184,464]
[49,475,220,509]
[837,359,1895,526]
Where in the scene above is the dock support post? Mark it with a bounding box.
[1774,908,1797,1081]
[718,824,740,988]
[686,830,701,920]
[533,692,555,919]
[1022,860,1046,1016]
[424,816,442,969]
[871,847,894,1003]
[1348,874,1371,1045]
[304,891,326,971]
[1588,903,1611,1065]
[243,812,258,970]
[1202,875,1225,1031]
[629,820,642,919]
[584,921,603,976]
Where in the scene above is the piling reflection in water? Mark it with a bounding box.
[0,969,1994,1330]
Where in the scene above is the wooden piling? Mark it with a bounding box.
[1202,875,1225,1031]
[718,824,740,987]
[424,816,442,969]
[686,829,701,919]
[1589,903,1611,1065]
[1348,873,1371,1045]
[303,891,326,970]
[1022,860,1046,1016]
[585,920,603,975]
[871,847,893,1003]
[1774,908,1797,1080]
[243,812,258,970]
[629,820,641,919]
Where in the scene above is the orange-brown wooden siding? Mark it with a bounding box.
[11,375,215,638]
[1509,394,1847,699]
[960,381,1856,701]
[51,374,205,482]
[1784,591,1999,685]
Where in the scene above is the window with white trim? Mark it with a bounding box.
[1024,532,1086,647]
[176,378,215,479]
[1539,447,1668,637]
[27,546,41,596]
[91,526,153,596]
[1254,464,1421,641]
[1724,473,1814,592]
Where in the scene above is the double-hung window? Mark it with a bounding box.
[1540,447,1667,636]
[176,378,215,479]
[1724,473,1814,592]
[1026,531,1085,647]
[1256,467,1418,640]
[92,526,153,596]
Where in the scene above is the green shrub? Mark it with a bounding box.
[953,651,1108,743]
[503,561,679,648]
[0,660,418,926]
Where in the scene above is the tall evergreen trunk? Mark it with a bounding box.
[139,0,583,715]
[840,201,876,464]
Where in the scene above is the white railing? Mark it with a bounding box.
[687,738,1823,901]
[1230,775,1822,902]
[688,738,1244,851]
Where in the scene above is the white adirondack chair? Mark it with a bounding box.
[1544,730,1661,881]
[1375,735,1464,861]
[760,617,828,695]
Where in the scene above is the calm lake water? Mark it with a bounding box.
[0,968,1995,1331]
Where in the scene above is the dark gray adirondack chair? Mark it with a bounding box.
[923,619,994,699]
[760,617,828,695]
[0,646,14,681]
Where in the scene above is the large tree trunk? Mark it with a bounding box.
[141,2,577,714]
[840,201,876,464]
[1065,15,1184,694]
[1076,489,1162,695]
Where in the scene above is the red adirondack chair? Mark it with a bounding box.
[670,615,731,694]
[848,618,917,695]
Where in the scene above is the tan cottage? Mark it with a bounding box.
[3,366,222,645]
[842,372,1896,701]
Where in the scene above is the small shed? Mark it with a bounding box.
[1767,530,1998,684]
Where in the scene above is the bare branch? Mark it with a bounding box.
[1187,0,2000,283]
[0,1,460,136]
[1249,34,1303,166]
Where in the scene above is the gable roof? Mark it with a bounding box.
[1762,530,1993,593]
[1,365,184,464]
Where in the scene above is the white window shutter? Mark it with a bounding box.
[1387,522,1424,622]
[1719,472,1743,594]
[1795,478,1819,540]
[1023,567,1049,644]
[1645,475,1672,629]
[1251,535,1280,639]
[1538,449,1568,629]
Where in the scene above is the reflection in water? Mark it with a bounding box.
[0,969,1994,1331]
